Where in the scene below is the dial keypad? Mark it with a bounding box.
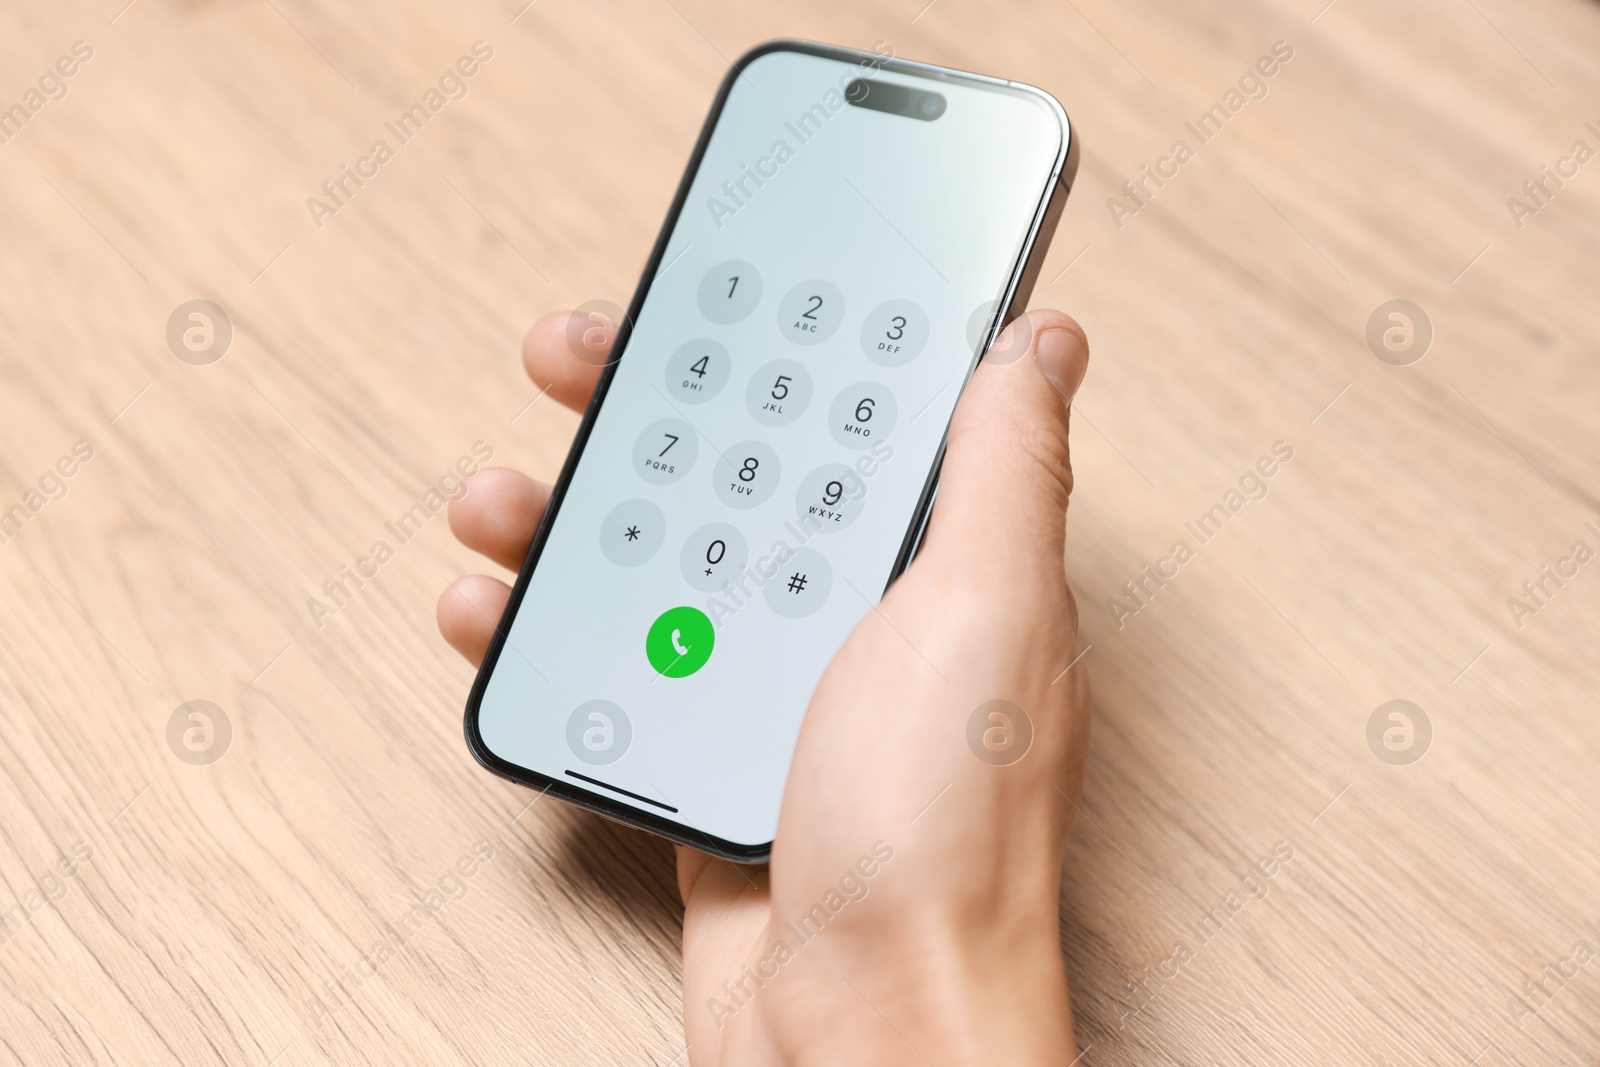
[606,267,939,624]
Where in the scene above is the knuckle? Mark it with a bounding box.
[1010,417,1073,504]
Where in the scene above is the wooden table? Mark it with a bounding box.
[3,0,1597,1062]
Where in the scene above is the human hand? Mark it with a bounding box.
[439,307,1091,1066]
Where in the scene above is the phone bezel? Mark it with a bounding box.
[463,38,1078,862]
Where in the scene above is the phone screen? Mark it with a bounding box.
[471,43,1067,854]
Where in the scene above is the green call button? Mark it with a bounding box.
[646,606,715,678]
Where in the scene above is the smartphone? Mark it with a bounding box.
[466,40,1077,860]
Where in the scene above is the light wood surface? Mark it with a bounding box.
[3,0,1599,1063]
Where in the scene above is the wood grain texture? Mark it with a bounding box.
[2,0,1598,1063]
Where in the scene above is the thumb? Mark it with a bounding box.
[915,309,1089,586]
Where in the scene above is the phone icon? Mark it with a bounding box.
[646,606,715,677]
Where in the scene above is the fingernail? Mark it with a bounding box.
[1036,325,1088,401]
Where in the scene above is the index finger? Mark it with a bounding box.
[522,307,616,412]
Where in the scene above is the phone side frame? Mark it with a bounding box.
[894,119,1078,572]
[463,38,1078,863]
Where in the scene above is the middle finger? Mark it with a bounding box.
[449,466,549,572]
